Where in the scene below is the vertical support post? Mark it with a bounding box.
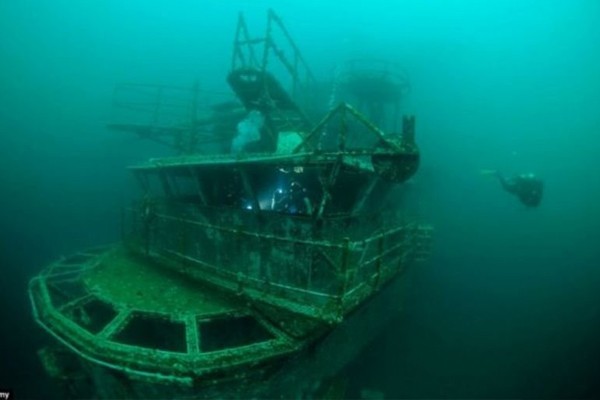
[158,169,174,199]
[338,237,350,299]
[245,19,260,67]
[262,10,273,74]
[185,315,200,354]
[316,162,340,221]
[232,13,244,70]
[189,167,208,206]
[338,104,347,152]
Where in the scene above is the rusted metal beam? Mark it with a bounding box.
[267,9,316,84]
[351,176,380,216]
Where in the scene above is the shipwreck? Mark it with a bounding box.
[29,10,432,399]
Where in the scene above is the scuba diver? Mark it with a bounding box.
[482,170,544,207]
[273,181,314,215]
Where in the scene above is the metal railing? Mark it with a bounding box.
[127,205,429,317]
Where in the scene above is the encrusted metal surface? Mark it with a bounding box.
[84,250,238,316]
[30,8,433,398]
[29,247,301,387]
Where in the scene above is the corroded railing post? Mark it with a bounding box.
[338,237,350,302]
[338,103,347,152]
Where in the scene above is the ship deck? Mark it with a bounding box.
[29,246,301,386]
[85,250,238,316]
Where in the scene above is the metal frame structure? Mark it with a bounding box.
[334,59,411,133]
[29,9,433,399]
[29,247,297,389]
[231,9,316,102]
[108,83,244,154]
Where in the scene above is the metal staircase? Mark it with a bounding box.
[228,9,317,147]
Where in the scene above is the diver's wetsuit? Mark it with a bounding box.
[498,173,544,207]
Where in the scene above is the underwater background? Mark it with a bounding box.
[1,0,599,398]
